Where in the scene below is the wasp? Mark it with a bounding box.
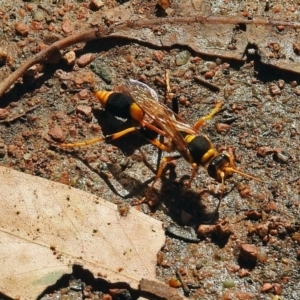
[61,79,263,207]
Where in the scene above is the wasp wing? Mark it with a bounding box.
[126,79,197,137]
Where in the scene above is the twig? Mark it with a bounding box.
[176,269,190,295]
[194,75,220,92]
[0,27,107,98]
[0,105,40,124]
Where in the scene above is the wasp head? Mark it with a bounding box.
[207,153,263,185]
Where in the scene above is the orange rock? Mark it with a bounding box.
[261,283,273,293]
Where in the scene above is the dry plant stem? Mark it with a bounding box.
[176,269,190,295]
[0,105,40,124]
[194,75,220,92]
[0,28,103,97]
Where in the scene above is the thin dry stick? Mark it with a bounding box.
[0,27,105,97]
[194,75,220,92]
[0,105,40,124]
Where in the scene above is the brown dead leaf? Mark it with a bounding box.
[0,167,165,299]
[91,0,300,74]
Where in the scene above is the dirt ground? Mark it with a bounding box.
[0,0,300,299]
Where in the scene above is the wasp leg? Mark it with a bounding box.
[149,155,181,192]
[141,120,168,137]
[185,163,199,188]
[60,127,139,148]
[60,137,105,148]
[165,68,175,103]
[206,172,226,223]
[193,101,223,130]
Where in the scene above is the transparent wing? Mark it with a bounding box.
[126,79,197,137]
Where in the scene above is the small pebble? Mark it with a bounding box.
[76,105,92,117]
[63,51,76,66]
[273,283,282,295]
[273,150,290,163]
[197,224,215,238]
[261,283,273,293]
[257,248,268,263]
[294,88,300,96]
[89,0,104,10]
[204,61,217,69]
[215,223,234,238]
[238,268,250,278]
[277,79,285,89]
[59,171,70,185]
[292,232,300,243]
[48,127,65,142]
[7,145,17,157]
[73,71,95,86]
[33,10,45,22]
[61,19,73,34]
[157,0,171,10]
[204,70,215,79]
[215,123,230,134]
[102,294,112,300]
[269,84,281,96]
[168,278,182,288]
[77,53,95,68]
[0,108,9,120]
[239,244,258,264]
[0,50,8,65]
[153,51,164,63]
[175,50,191,66]
[23,153,32,161]
[91,124,101,132]
[78,89,89,100]
[245,210,262,220]
[223,279,235,288]
[256,146,274,157]
[43,33,60,45]
[138,74,147,82]
[15,22,29,37]
[257,224,268,238]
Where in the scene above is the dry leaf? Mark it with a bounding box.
[0,167,165,299]
[91,0,300,74]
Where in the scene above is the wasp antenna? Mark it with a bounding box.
[224,167,264,183]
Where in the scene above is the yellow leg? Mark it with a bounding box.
[60,137,105,148]
[141,120,168,137]
[193,101,223,130]
[105,127,138,142]
[150,155,181,191]
[210,172,226,222]
[165,68,174,103]
[60,127,138,148]
[146,138,168,151]
[186,163,199,188]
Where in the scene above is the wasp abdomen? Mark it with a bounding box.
[95,91,144,122]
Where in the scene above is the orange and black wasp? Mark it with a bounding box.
[61,79,263,207]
